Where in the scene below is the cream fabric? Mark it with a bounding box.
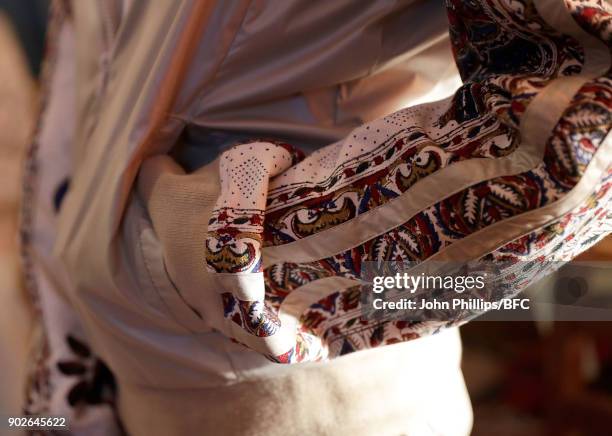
[118,328,471,436]
[32,0,473,434]
[137,155,224,331]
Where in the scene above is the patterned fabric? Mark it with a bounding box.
[20,0,612,433]
[206,0,612,363]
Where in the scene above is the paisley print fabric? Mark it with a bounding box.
[206,0,612,363]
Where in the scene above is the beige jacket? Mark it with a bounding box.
[31,1,471,434]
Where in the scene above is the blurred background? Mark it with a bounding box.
[0,0,47,426]
[0,2,610,435]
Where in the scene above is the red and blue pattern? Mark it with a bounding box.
[206,0,612,363]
